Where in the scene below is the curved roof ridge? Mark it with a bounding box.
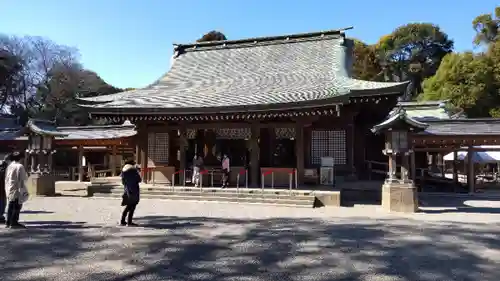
[173,27,353,50]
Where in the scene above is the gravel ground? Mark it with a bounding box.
[1,197,500,281]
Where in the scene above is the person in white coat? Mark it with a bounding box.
[5,151,29,229]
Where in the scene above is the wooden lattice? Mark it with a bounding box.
[147,132,169,164]
[186,129,197,139]
[275,127,296,139]
[311,130,347,165]
[215,128,251,139]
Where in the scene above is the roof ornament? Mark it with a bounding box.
[398,81,414,102]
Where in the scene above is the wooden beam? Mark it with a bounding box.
[55,138,133,146]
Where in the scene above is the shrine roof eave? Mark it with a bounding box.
[81,89,405,116]
[371,109,429,134]
[26,119,68,137]
[417,118,500,136]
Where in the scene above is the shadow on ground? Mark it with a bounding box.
[21,210,54,214]
[420,195,500,214]
[0,214,499,281]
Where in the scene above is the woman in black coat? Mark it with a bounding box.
[120,159,141,226]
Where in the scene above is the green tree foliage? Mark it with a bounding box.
[351,39,382,81]
[197,31,227,42]
[420,52,497,117]
[375,23,454,97]
[419,6,500,118]
[473,6,500,46]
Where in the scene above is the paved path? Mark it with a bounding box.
[1,197,500,281]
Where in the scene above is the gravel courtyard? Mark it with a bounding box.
[1,197,500,281]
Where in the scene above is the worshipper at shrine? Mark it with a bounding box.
[192,154,204,187]
[0,154,11,224]
[221,154,230,188]
[5,151,29,229]
[120,159,141,226]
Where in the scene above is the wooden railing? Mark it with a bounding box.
[365,160,471,192]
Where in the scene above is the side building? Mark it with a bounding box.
[0,116,136,181]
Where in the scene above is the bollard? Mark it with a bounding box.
[172,173,175,188]
[236,173,240,194]
[271,172,274,189]
[182,170,186,187]
[289,172,293,194]
[294,169,298,189]
[152,169,156,186]
[210,170,214,187]
[200,173,203,189]
[261,174,264,192]
[245,169,248,188]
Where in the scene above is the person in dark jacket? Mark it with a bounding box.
[120,159,141,226]
[0,154,11,223]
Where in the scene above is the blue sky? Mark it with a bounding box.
[1,0,497,89]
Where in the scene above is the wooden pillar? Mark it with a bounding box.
[135,140,141,166]
[77,145,84,182]
[48,151,53,173]
[250,124,260,187]
[452,150,458,184]
[410,151,416,181]
[295,124,305,186]
[139,128,149,184]
[438,153,445,178]
[111,145,117,176]
[467,146,475,193]
[179,128,187,185]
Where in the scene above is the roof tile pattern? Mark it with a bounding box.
[56,124,136,140]
[81,31,406,111]
[422,120,500,135]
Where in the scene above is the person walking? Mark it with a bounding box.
[120,159,141,226]
[221,154,230,188]
[0,154,11,224]
[5,151,29,229]
[192,154,203,187]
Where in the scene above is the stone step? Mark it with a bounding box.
[88,185,315,196]
[99,189,315,200]
[94,193,314,207]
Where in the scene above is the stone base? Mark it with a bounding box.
[314,191,341,207]
[381,182,418,213]
[27,174,56,196]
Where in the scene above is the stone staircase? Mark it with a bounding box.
[87,182,320,208]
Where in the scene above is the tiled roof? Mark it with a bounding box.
[391,100,453,121]
[56,122,136,140]
[27,119,68,137]
[80,28,407,114]
[421,119,500,135]
[0,119,136,141]
[372,108,428,134]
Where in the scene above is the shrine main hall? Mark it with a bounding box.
[77,28,423,187]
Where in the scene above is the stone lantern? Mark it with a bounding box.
[25,119,67,196]
[371,108,428,213]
